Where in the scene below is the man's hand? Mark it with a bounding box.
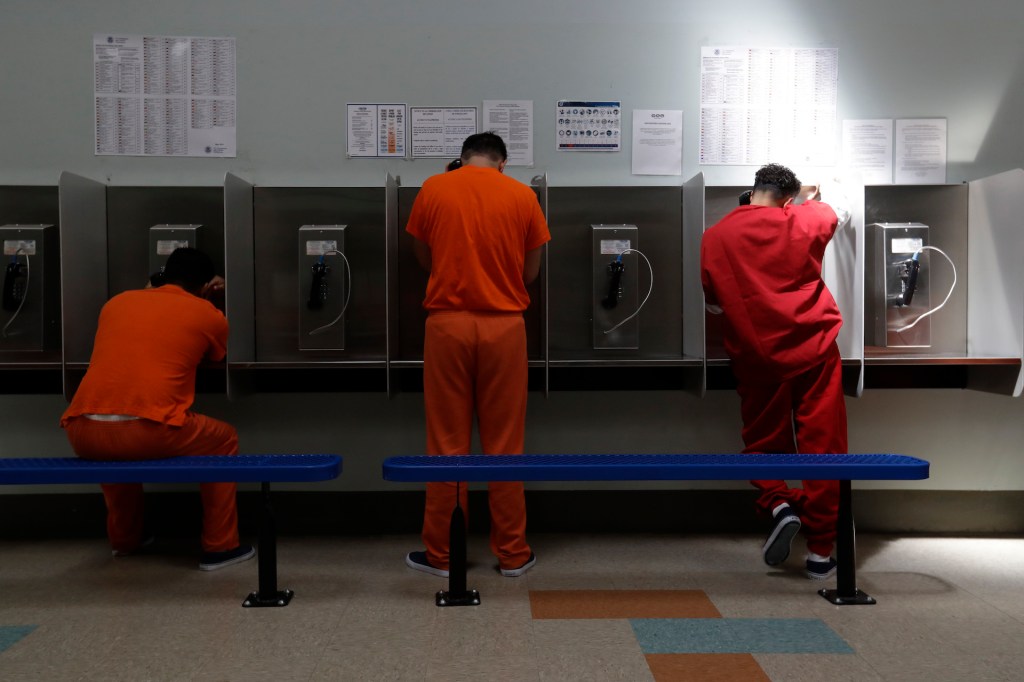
[200,276,225,299]
[201,276,226,310]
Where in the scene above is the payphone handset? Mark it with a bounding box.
[3,253,27,313]
[307,250,351,335]
[307,259,330,311]
[602,259,625,309]
[895,252,921,307]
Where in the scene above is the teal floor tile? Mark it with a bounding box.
[0,625,37,654]
[631,618,854,654]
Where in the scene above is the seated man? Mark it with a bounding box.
[60,247,253,571]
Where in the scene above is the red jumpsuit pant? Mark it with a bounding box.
[421,311,532,571]
[64,412,240,553]
[738,343,846,557]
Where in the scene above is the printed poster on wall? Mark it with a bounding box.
[410,107,478,158]
[93,34,236,157]
[483,100,534,166]
[632,109,683,175]
[842,119,894,185]
[556,101,621,151]
[347,104,407,158]
[895,118,946,185]
[699,47,838,166]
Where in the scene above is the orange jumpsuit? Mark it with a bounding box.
[61,285,238,554]
[701,200,845,557]
[406,164,550,571]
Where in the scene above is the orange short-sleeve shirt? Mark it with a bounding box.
[61,285,228,427]
[406,165,550,312]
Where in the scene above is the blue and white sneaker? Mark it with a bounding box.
[500,553,536,577]
[199,544,255,571]
[806,556,838,580]
[405,551,449,578]
[762,505,801,566]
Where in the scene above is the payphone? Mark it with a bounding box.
[592,224,651,350]
[1,224,59,351]
[149,224,202,284]
[298,225,348,351]
[866,222,931,348]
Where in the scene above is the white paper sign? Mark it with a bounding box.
[699,47,838,166]
[895,119,946,185]
[842,119,893,185]
[631,109,682,175]
[410,107,478,158]
[94,34,236,157]
[483,100,534,166]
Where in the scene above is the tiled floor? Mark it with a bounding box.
[2,533,1024,681]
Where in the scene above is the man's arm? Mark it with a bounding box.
[523,245,543,285]
[818,179,852,228]
[412,237,432,273]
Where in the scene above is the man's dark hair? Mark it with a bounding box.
[460,131,507,163]
[753,163,801,200]
[163,247,215,293]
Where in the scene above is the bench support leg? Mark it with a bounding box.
[436,497,480,607]
[819,479,875,606]
[243,482,294,608]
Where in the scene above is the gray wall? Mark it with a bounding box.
[1,1,1022,495]
[2,1,1022,187]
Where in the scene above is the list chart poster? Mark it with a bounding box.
[93,34,236,157]
[347,104,407,158]
[699,47,838,166]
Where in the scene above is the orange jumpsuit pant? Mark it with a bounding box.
[421,311,532,571]
[64,412,240,553]
[738,343,846,557]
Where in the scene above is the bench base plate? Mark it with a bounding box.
[819,588,876,606]
[243,589,294,608]
[436,589,480,607]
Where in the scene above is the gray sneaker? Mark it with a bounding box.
[762,506,801,566]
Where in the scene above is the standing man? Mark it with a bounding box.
[700,163,851,580]
[405,132,550,578]
[61,247,254,571]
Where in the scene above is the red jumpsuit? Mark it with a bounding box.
[406,164,550,572]
[700,200,845,557]
[61,285,239,554]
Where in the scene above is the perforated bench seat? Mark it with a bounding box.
[1,454,342,608]
[383,453,928,482]
[383,453,929,607]
[0,454,341,485]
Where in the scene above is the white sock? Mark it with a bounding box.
[772,503,791,518]
[808,551,831,563]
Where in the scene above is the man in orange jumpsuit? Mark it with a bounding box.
[405,132,550,578]
[61,247,254,571]
[700,163,851,580]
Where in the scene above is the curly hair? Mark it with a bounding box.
[753,163,801,200]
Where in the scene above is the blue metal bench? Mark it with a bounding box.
[382,453,930,607]
[0,454,342,608]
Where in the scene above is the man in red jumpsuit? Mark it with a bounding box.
[700,163,850,580]
[405,132,550,578]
